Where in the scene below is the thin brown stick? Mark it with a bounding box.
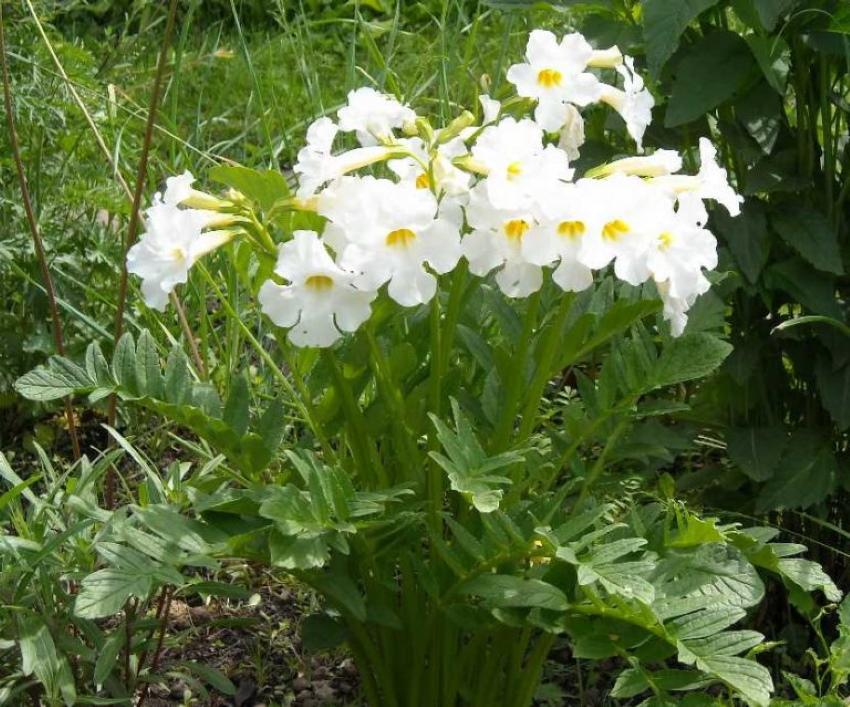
[135,586,174,707]
[24,0,205,379]
[109,0,181,417]
[1,1,81,460]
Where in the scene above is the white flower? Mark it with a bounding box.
[160,170,225,211]
[318,177,462,306]
[462,184,543,298]
[337,87,416,146]
[388,135,471,197]
[650,138,743,225]
[521,184,594,293]
[646,206,718,301]
[294,116,394,198]
[575,175,667,286]
[258,230,375,348]
[127,200,231,311]
[595,149,682,178]
[506,30,602,132]
[657,279,709,337]
[599,56,654,151]
[479,94,501,124]
[557,104,585,161]
[471,117,572,211]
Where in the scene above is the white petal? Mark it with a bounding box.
[258,281,301,328]
[462,230,504,276]
[333,288,374,332]
[495,261,543,298]
[388,266,437,306]
[289,313,342,348]
[552,258,594,292]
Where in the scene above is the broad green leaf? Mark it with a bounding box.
[612,668,706,699]
[301,614,349,653]
[112,332,137,394]
[753,0,800,30]
[667,607,747,640]
[460,574,569,611]
[776,558,842,602]
[208,164,290,212]
[665,32,756,127]
[755,430,836,511]
[815,358,850,430]
[680,630,764,660]
[85,341,112,385]
[94,631,124,687]
[135,330,163,398]
[713,203,769,284]
[642,0,721,77]
[725,426,786,482]
[163,346,192,404]
[14,357,94,401]
[693,655,772,707]
[650,334,732,390]
[771,206,843,275]
[745,35,791,94]
[18,617,76,706]
[765,259,841,318]
[223,372,251,437]
[74,568,154,618]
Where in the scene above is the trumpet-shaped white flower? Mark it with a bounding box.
[507,30,602,132]
[595,149,682,178]
[651,138,743,225]
[646,208,718,301]
[521,184,594,293]
[599,56,654,151]
[576,175,670,286]
[337,87,416,146]
[294,116,394,198]
[258,230,376,348]
[127,200,231,311]
[558,104,585,161]
[388,135,471,197]
[657,278,710,337]
[318,177,462,306]
[462,184,543,297]
[159,170,225,211]
[471,117,573,211]
[479,94,501,124]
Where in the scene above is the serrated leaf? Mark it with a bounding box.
[693,654,772,707]
[223,372,250,437]
[208,165,289,212]
[85,342,112,386]
[163,346,191,405]
[755,430,836,511]
[771,206,843,275]
[94,631,124,687]
[643,0,721,77]
[14,359,91,401]
[650,334,732,390]
[74,568,154,619]
[18,616,76,706]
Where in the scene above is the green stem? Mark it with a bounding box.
[515,293,574,443]
[492,292,541,451]
[365,327,419,483]
[578,418,630,503]
[322,349,387,487]
[819,56,835,216]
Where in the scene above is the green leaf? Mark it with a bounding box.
[301,614,349,653]
[650,334,732,390]
[693,655,772,707]
[74,568,154,618]
[163,346,192,404]
[665,31,756,127]
[208,164,290,212]
[135,330,163,398]
[753,0,800,30]
[766,259,841,318]
[815,359,850,430]
[428,400,521,513]
[745,35,791,94]
[755,430,836,511]
[714,203,770,284]
[112,332,137,394]
[223,372,251,437]
[725,426,786,482]
[18,616,76,706]
[176,661,236,696]
[612,668,706,699]
[460,574,569,611]
[14,356,94,401]
[771,206,843,275]
[85,341,112,385]
[643,0,721,77]
[776,558,842,602]
[94,631,125,687]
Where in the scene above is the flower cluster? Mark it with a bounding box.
[128,30,742,346]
